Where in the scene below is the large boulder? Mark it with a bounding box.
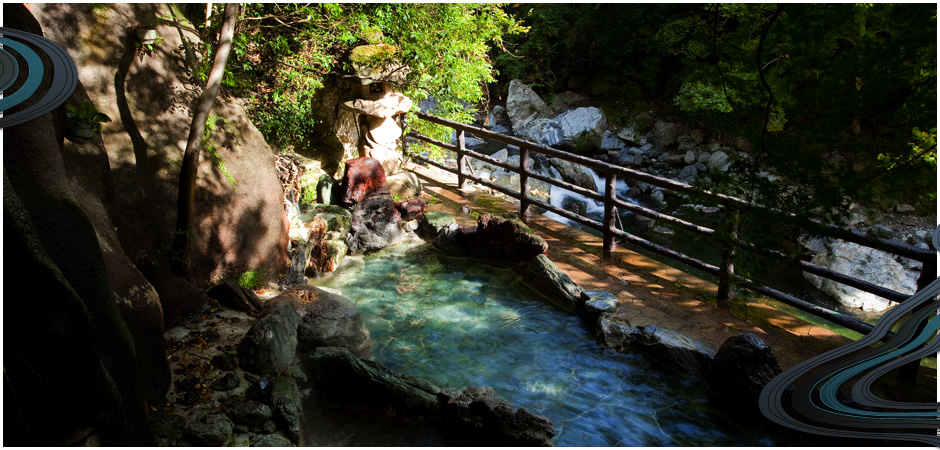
[345,195,405,255]
[308,240,348,273]
[804,240,917,311]
[275,286,372,358]
[705,333,782,411]
[340,157,390,206]
[442,385,555,447]
[30,3,289,295]
[505,80,554,135]
[540,107,607,152]
[237,302,300,376]
[471,214,548,266]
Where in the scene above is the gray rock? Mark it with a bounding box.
[617,127,638,143]
[515,254,585,311]
[316,174,337,205]
[693,162,708,173]
[583,291,619,318]
[253,433,293,447]
[734,136,752,152]
[705,333,781,411]
[418,211,457,240]
[683,149,697,164]
[211,372,240,391]
[649,190,666,206]
[804,241,916,311]
[627,146,646,156]
[486,105,510,128]
[632,326,715,376]
[915,242,930,251]
[303,347,442,412]
[690,129,705,144]
[704,142,721,152]
[549,158,598,192]
[237,302,300,375]
[491,124,510,135]
[229,400,274,427]
[868,223,895,239]
[595,315,635,352]
[601,135,624,150]
[247,375,277,405]
[491,148,510,163]
[271,376,302,443]
[386,172,423,201]
[505,80,554,133]
[697,151,712,165]
[895,204,916,213]
[914,230,931,243]
[186,411,234,446]
[279,287,372,358]
[614,153,635,167]
[707,151,729,172]
[654,122,680,146]
[541,107,606,151]
[462,135,487,149]
[678,165,698,181]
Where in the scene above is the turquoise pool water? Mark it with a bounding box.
[311,239,779,446]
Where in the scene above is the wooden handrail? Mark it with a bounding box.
[406,112,935,338]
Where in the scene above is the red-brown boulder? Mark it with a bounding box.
[340,157,389,206]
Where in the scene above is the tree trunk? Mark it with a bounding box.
[170,3,239,276]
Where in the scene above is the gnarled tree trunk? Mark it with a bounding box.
[171,3,240,276]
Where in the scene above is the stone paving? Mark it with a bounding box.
[408,162,860,371]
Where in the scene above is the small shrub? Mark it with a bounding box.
[237,270,266,290]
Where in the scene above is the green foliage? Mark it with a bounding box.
[236,270,266,290]
[65,102,111,132]
[199,4,524,152]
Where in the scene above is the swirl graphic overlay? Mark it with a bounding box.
[760,225,940,445]
[0,27,78,128]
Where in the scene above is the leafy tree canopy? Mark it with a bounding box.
[186,3,525,150]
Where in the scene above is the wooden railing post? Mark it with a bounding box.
[603,172,617,258]
[717,208,739,302]
[456,129,467,189]
[519,145,531,220]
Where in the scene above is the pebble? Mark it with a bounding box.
[211,372,240,391]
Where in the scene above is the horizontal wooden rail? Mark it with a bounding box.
[413,111,934,264]
[407,112,935,340]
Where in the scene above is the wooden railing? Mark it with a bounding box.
[405,111,937,337]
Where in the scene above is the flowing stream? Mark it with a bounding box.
[310,240,781,446]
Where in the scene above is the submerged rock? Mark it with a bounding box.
[237,303,300,376]
[705,333,781,412]
[431,226,476,257]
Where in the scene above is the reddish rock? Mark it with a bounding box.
[472,214,548,267]
[340,157,389,206]
[394,198,425,221]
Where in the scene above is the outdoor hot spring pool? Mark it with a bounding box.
[309,239,780,446]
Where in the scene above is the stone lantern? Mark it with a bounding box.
[341,44,412,177]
